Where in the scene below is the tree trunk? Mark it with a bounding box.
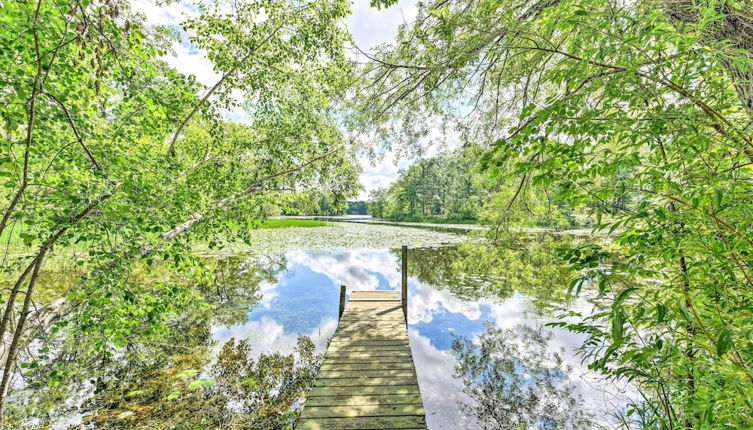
[0,151,333,373]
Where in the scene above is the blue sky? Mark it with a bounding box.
[131,0,423,199]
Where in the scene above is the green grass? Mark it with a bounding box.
[258,219,327,229]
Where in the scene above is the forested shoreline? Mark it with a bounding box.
[367,144,587,227]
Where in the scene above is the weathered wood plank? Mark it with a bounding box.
[334,328,406,336]
[334,334,406,340]
[342,305,404,312]
[317,369,417,379]
[300,403,425,418]
[324,351,413,360]
[321,358,414,365]
[304,394,423,407]
[350,291,400,299]
[297,416,426,430]
[334,332,405,338]
[313,377,418,387]
[299,289,425,429]
[328,335,408,342]
[335,321,406,329]
[342,303,403,310]
[321,360,413,371]
[327,340,410,348]
[308,385,422,397]
[327,345,412,353]
[334,324,406,330]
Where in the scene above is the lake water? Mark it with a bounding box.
[203,223,635,429]
[17,222,637,429]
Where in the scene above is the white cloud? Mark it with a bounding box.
[287,249,402,292]
[165,40,220,87]
[346,0,419,52]
[486,292,528,329]
[409,281,483,324]
[257,280,279,309]
[130,0,198,27]
[409,328,477,429]
[211,316,338,358]
[129,0,219,87]
[356,150,410,199]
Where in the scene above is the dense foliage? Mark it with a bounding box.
[356,0,753,427]
[3,0,753,427]
[368,144,583,226]
[0,0,355,425]
[367,145,486,221]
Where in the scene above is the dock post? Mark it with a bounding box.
[401,245,408,321]
[338,285,346,320]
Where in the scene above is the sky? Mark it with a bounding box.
[130,0,423,200]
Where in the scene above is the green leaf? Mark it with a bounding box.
[717,329,733,356]
[187,378,215,390]
[613,287,636,307]
[176,369,199,380]
[612,310,624,346]
[656,304,667,324]
[713,189,722,208]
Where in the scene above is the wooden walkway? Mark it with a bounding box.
[297,290,426,429]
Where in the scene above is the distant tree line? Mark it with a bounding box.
[345,201,367,215]
[367,145,484,222]
[367,145,586,227]
[273,191,366,216]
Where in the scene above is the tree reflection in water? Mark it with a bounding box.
[402,236,576,312]
[6,254,323,429]
[452,323,593,430]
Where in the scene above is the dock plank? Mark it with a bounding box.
[297,415,426,430]
[301,403,425,418]
[299,290,425,429]
[305,394,423,407]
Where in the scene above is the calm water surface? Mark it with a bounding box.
[206,224,635,429]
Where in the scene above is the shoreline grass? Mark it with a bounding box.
[258,219,327,229]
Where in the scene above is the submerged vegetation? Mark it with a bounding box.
[2,0,753,428]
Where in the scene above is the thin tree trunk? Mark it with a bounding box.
[0,150,334,380]
[0,182,121,424]
[166,23,284,157]
[679,254,697,429]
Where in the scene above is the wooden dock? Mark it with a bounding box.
[297,289,426,429]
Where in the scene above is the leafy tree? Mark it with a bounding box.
[367,145,487,221]
[0,0,355,422]
[358,0,753,426]
[283,190,349,216]
[367,143,578,225]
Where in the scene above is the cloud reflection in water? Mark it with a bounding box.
[209,248,635,429]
